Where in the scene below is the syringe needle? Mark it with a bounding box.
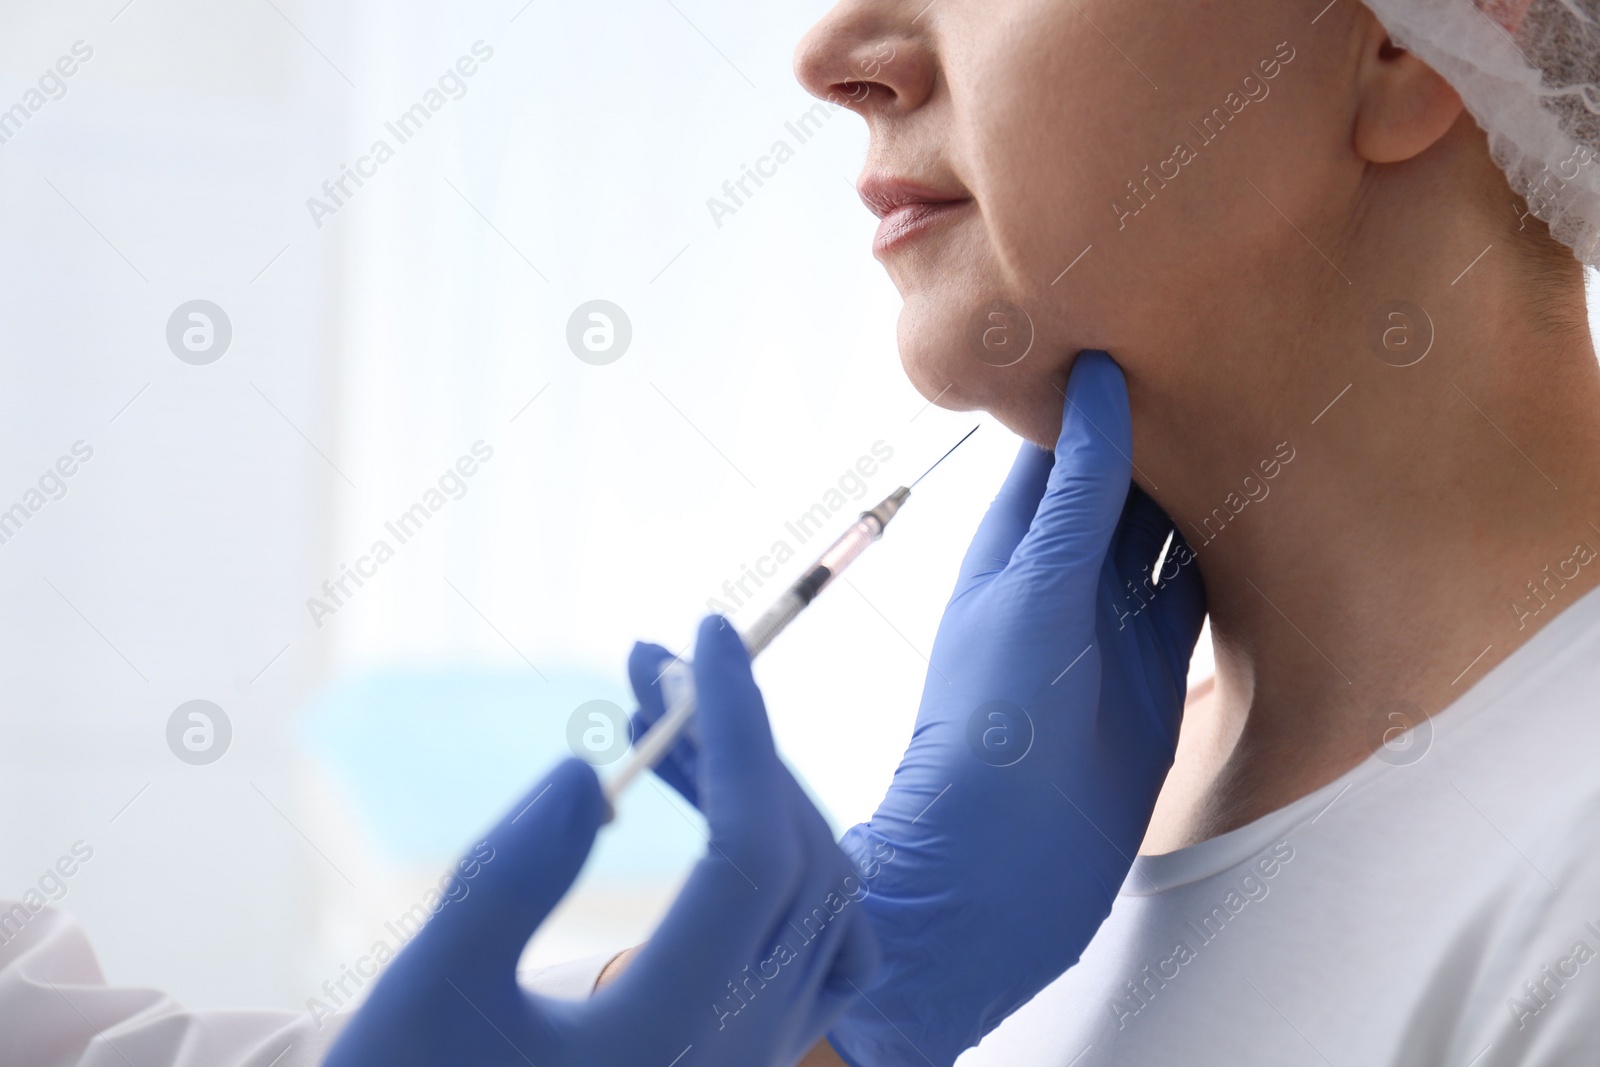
[910,424,980,488]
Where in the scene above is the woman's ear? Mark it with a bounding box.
[1353,27,1465,164]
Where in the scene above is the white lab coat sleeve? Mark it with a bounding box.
[0,903,345,1067]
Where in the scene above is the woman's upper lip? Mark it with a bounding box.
[857,174,971,218]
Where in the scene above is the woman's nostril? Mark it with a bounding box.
[833,80,883,107]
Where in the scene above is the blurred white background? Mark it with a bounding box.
[0,0,1595,1023]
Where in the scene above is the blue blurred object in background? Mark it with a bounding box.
[298,667,703,876]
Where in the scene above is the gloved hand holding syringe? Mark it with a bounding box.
[602,425,979,814]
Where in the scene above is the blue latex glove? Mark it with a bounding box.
[324,616,880,1067]
[631,352,1206,1066]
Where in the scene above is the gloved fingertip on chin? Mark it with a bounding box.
[1065,348,1120,386]
[1057,350,1130,454]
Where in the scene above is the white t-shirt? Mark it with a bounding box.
[960,584,1600,1066]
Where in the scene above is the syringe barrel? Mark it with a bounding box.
[738,487,910,657]
[604,486,913,814]
[809,517,879,589]
[741,589,806,659]
[739,518,870,659]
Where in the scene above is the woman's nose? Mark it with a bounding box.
[793,0,937,116]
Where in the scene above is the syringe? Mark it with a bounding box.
[602,426,978,810]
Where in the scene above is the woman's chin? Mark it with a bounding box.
[896,325,979,412]
[894,290,1016,409]
[897,294,1083,446]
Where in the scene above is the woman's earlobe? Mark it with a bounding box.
[1353,39,1464,165]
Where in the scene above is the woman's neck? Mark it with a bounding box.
[1135,162,1600,850]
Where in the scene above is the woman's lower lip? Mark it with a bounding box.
[873,200,969,255]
